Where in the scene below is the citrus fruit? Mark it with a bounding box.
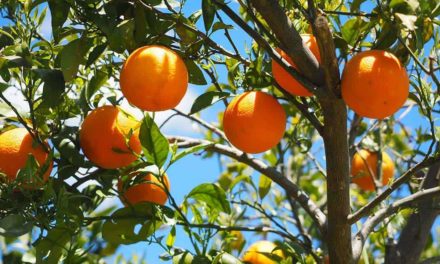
[120,45,188,111]
[272,34,321,96]
[351,149,395,191]
[0,127,52,184]
[243,240,284,264]
[341,50,409,119]
[79,105,141,169]
[223,91,286,154]
[118,173,170,206]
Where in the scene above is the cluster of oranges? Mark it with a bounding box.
[0,37,406,199]
[0,46,185,206]
[271,34,403,191]
[79,45,188,206]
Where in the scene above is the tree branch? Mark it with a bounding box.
[352,186,440,262]
[395,162,440,263]
[167,136,327,235]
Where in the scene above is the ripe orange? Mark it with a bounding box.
[243,240,284,264]
[120,45,188,111]
[0,128,52,184]
[341,50,409,119]
[223,91,286,154]
[79,106,141,169]
[118,173,170,206]
[272,34,321,96]
[351,149,395,191]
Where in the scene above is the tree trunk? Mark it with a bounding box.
[321,99,353,264]
[313,14,353,264]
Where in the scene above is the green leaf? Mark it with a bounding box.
[166,225,176,249]
[0,215,33,237]
[102,203,165,245]
[57,37,91,82]
[86,69,108,100]
[185,59,207,85]
[0,82,8,93]
[0,27,14,49]
[190,91,229,114]
[350,0,366,12]
[0,55,30,68]
[48,0,70,42]
[139,114,170,167]
[171,142,213,164]
[134,3,148,43]
[34,69,65,108]
[35,226,71,264]
[390,0,419,13]
[16,155,42,184]
[258,175,272,200]
[341,17,368,45]
[212,22,233,32]
[186,183,231,214]
[172,251,194,264]
[108,19,136,53]
[374,22,398,49]
[85,43,107,67]
[202,0,216,31]
[52,133,85,167]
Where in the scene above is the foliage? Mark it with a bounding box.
[0,0,439,263]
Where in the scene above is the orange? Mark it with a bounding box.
[341,50,409,119]
[223,91,286,154]
[272,34,321,96]
[120,45,188,111]
[79,105,141,169]
[118,173,170,206]
[243,240,284,264]
[351,149,395,191]
[0,128,52,184]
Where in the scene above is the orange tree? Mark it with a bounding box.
[0,0,439,263]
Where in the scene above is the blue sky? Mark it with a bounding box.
[1,1,439,263]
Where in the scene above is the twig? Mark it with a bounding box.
[324,10,377,18]
[172,109,227,141]
[135,0,248,65]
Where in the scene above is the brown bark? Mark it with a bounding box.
[320,99,352,264]
[313,14,353,264]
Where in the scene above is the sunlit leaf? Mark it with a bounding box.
[139,114,170,168]
[186,183,231,214]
